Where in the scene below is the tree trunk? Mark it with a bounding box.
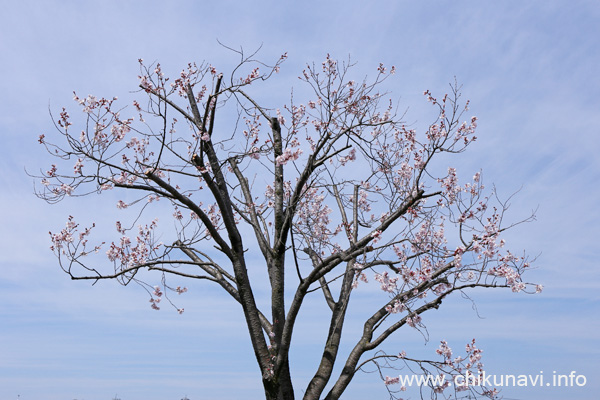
[263,359,295,400]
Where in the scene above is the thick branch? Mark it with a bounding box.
[144,170,233,258]
[175,240,273,335]
[229,158,273,262]
[303,258,357,399]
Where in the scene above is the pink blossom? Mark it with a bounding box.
[249,146,261,159]
[111,121,131,141]
[535,284,543,293]
[439,167,459,203]
[385,301,406,314]
[511,282,526,293]
[338,148,356,166]
[371,230,383,244]
[406,314,422,328]
[49,216,79,251]
[47,164,57,177]
[436,340,453,362]
[139,75,154,91]
[384,376,400,385]
[275,147,303,166]
[173,209,183,220]
[375,271,398,293]
[359,272,368,283]
[59,183,74,196]
[73,158,84,175]
[149,298,160,310]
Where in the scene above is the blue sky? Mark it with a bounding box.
[1,1,599,399]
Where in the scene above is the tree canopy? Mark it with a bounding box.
[37,51,539,400]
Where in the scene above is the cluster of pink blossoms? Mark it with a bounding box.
[106,219,159,270]
[374,271,399,293]
[275,147,303,166]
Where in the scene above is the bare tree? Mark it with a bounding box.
[36,50,539,400]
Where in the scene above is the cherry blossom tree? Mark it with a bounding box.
[36,50,540,400]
